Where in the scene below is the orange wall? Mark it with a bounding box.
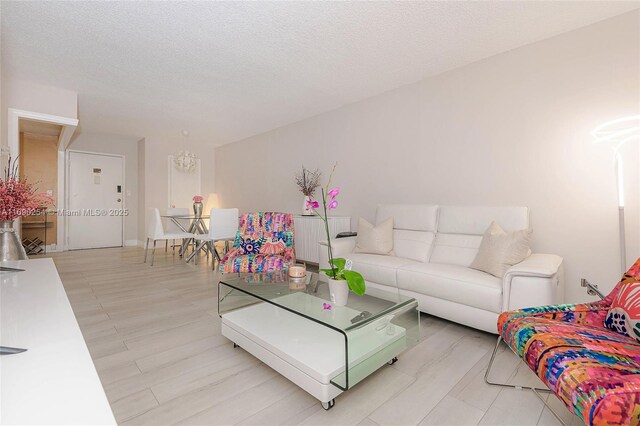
[19,132,58,245]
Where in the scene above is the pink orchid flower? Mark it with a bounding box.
[306,199,320,209]
[328,199,338,210]
[328,187,340,199]
[323,303,332,310]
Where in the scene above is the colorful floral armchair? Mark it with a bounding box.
[218,212,295,274]
[498,259,640,426]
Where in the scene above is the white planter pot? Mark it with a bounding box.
[302,196,314,216]
[327,277,349,306]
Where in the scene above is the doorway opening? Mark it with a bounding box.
[18,119,62,254]
[7,108,79,251]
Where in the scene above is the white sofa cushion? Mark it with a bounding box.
[375,204,438,262]
[428,233,483,267]
[396,262,503,313]
[353,217,394,255]
[348,253,417,287]
[430,206,529,267]
[375,204,438,232]
[391,229,435,263]
[437,205,529,234]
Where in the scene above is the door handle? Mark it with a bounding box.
[117,199,122,202]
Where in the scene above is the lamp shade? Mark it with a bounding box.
[204,193,220,213]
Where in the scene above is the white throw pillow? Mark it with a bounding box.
[471,221,532,278]
[353,217,394,256]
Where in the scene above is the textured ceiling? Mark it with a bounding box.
[2,1,639,146]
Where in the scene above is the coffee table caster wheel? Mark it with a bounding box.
[321,399,335,410]
[387,357,398,365]
[233,343,240,349]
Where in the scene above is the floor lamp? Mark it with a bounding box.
[591,115,640,274]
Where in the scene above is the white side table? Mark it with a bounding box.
[293,215,350,263]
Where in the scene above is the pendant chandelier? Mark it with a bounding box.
[174,130,198,173]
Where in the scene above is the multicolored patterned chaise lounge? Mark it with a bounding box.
[219,212,295,273]
[497,259,640,425]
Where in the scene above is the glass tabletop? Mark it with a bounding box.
[218,271,416,332]
[161,215,210,219]
[218,271,420,391]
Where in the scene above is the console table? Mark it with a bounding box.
[293,215,350,264]
[0,258,116,425]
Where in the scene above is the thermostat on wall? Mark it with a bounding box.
[93,168,102,184]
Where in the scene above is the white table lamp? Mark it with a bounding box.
[205,193,220,214]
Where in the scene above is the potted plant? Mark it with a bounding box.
[0,156,53,260]
[295,166,321,215]
[306,164,365,305]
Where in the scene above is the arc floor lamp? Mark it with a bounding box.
[591,114,640,274]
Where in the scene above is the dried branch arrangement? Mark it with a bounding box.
[295,166,321,197]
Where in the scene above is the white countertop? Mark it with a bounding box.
[0,258,116,425]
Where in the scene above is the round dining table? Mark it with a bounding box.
[161,214,210,258]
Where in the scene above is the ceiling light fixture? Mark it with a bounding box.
[174,130,198,173]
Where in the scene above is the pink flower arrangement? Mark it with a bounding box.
[0,157,53,221]
[306,199,320,210]
[193,195,203,203]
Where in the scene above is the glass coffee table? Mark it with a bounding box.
[218,271,420,410]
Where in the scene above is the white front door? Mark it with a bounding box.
[67,151,124,249]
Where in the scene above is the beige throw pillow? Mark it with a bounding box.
[353,217,394,256]
[471,221,532,278]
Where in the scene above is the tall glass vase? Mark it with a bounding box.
[0,220,28,261]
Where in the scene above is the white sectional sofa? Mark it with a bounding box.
[319,205,563,333]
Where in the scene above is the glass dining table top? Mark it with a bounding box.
[161,214,210,219]
[161,214,210,237]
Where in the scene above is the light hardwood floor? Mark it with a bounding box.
[48,247,581,426]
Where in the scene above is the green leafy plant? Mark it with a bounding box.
[308,163,366,296]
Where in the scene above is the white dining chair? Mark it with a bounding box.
[144,208,194,266]
[165,207,190,253]
[189,208,239,269]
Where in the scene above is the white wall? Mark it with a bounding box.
[216,11,640,303]
[141,136,216,241]
[70,133,139,244]
[1,78,78,171]
[1,78,78,145]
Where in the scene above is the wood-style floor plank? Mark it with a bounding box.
[48,247,578,426]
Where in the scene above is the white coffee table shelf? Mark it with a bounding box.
[218,272,419,409]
